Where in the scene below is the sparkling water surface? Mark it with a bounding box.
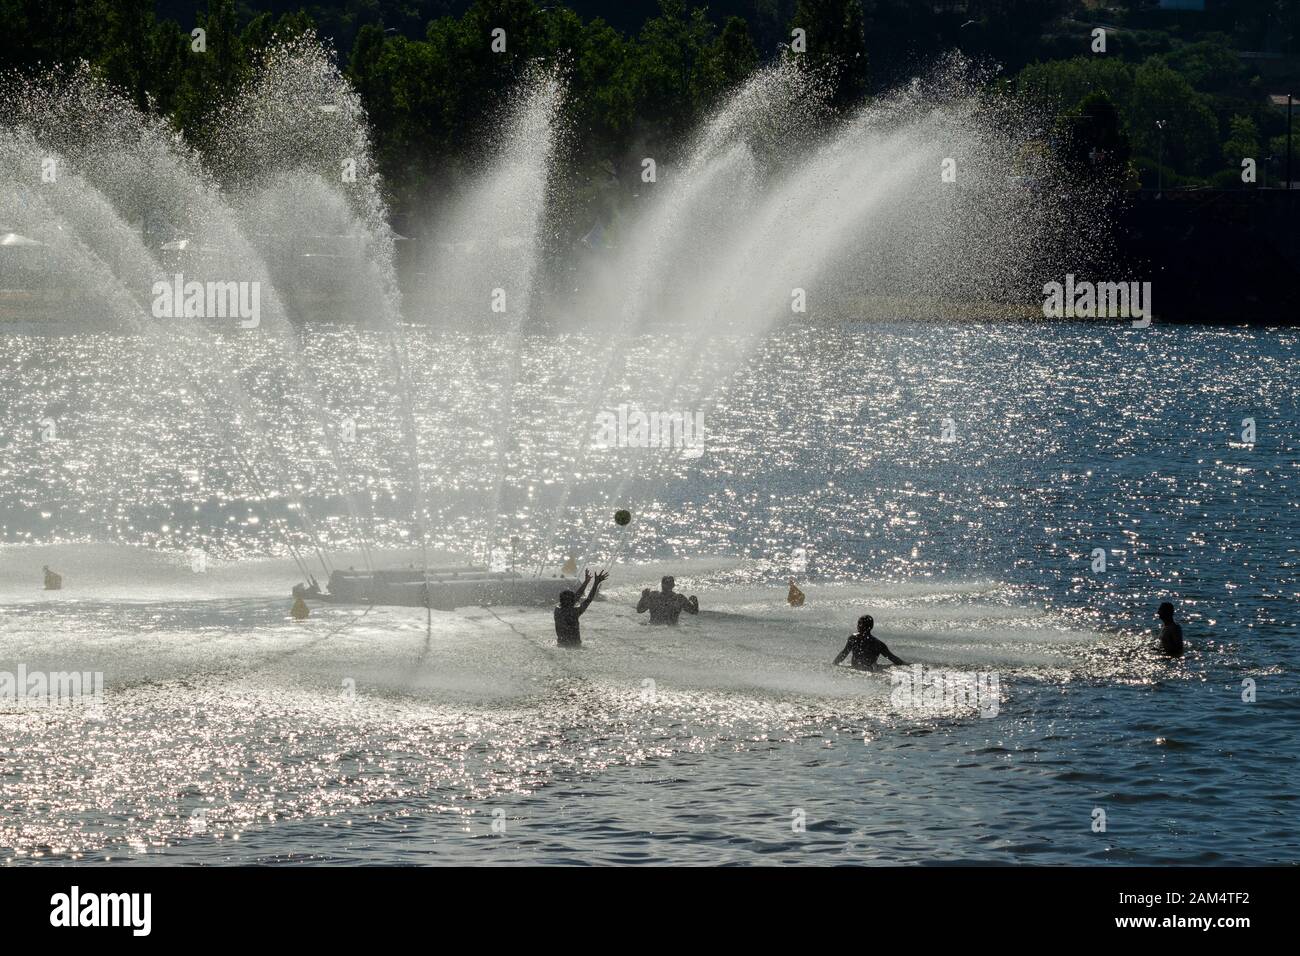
[1,320,1296,864]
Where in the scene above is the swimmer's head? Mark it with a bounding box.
[1157,601,1175,621]
[661,576,675,593]
[858,614,874,633]
[559,590,576,608]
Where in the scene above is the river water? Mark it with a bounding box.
[1,320,1295,864]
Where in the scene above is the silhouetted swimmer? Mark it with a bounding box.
[1157,601,1184,656]
[554,568,608,647]
[637,576,699,625]
[832,615,906,671]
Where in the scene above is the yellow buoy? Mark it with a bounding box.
[291,596,310,620]
[787,579,805,607]
[561,555,578,575]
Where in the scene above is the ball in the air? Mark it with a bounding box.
[614,509,632,526]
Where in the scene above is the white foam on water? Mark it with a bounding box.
[1,545,1100,700]
[0,548,1110,860]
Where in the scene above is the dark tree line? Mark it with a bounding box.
[2,0,1298,208]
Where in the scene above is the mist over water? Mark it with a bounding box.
[1,45,1295,865]
[1,46,1102,558]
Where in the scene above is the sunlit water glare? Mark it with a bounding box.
[1,321,1296,864]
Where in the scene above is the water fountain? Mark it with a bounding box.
[8,31,1290,874]
[0,42,1102,608]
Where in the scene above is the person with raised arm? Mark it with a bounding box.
[554,568,609,647]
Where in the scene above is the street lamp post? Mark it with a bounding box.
[1155,120,1167,194]
[1287,93,1293,190]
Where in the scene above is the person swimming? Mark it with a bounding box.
[637,576,699,625]
[1157,601,1184,656]
[832,615,907,671]
[554,568,608,647]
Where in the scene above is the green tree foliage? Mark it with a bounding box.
[1127,59,1218,175]
[563,16,637,150]
[1222,114,1259,167]
[1016,56,1135,115]
[1268,131,1298,175]
[343,0,758,206]
[634,0,722,138]
[1157,34,1245,93]
[0,0,104,71]
[171,0,245,139]
[709,17,760,95]
[100,0,155,111]
[243,10,319,68]
[1,0,1289,201]
[1017,53,1226,182]
[1061,91,1135,191]
[789,0,867,111]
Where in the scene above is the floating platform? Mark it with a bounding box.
[308,566,576,610]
